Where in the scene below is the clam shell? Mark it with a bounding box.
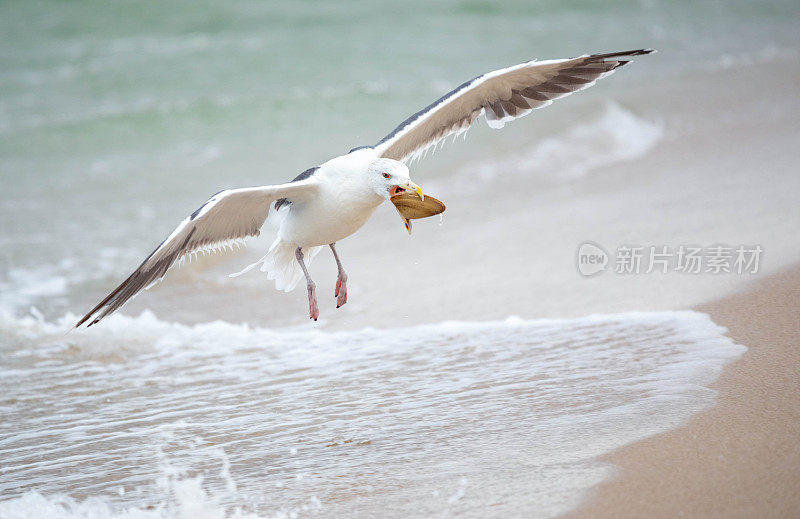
[390,192,446,219]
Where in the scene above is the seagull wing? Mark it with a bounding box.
[374,49,653,163]
[76,179,318,327]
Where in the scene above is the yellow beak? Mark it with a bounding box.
[405,180,424,201]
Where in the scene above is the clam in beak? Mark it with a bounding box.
[391,180,423,234]
[389,181,446,235]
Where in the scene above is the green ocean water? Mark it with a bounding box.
[2,0,799,315]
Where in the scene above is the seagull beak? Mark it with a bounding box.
[405,180,424,201]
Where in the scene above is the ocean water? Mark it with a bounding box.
[0,310,744,518]
[2,0,799,517]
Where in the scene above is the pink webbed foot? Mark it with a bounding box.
[335,273,348,308]
[307,284,319,321]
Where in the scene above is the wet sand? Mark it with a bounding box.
[566,267,800,518]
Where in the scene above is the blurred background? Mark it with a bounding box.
[1,1,799,517]
[2,0,798,326]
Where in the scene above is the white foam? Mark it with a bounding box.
[0,266,68,310]
[0,463,274,519]
[464,102,663,186]
[0,250,130,314]
[0,307,744,518]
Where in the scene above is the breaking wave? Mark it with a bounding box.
[1,308,744,518]
[461,102,664,187]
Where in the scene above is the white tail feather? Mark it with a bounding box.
[229,237,321,292]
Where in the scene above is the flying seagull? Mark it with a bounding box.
[76,49,653,326]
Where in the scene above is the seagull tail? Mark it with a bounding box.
[229,237,321,292]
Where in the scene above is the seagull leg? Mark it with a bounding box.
[329,243,348,308]
[295,247,318,321]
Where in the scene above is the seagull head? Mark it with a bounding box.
[367,158,424,201]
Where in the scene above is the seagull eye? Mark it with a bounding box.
[382,172,391,179]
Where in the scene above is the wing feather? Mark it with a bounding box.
[374,49,653,162]
[76,180,318,327]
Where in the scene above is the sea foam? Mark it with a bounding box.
[0,309,744,518]
[462,102,663,187]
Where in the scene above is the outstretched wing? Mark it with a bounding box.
[76,179,318,327]
[374,49,654,162]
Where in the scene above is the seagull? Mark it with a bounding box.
[76,49,653,327]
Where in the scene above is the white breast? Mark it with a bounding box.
[279,149,385,248]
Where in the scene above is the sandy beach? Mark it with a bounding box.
[567,267,800,518]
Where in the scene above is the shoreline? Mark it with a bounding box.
[565,267,800,518]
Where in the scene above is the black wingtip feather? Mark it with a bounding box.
[76,227,198,328]
[590,48,656,60]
